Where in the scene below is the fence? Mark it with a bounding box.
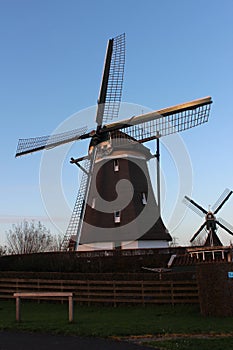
[0,277,199,306]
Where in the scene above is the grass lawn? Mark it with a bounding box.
[0,300,233,349]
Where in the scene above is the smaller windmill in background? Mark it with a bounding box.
[184,189,233,247]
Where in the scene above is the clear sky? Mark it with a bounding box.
[1,0,233,246]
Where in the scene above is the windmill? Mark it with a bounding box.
[184,189,233,246]
[15,33,213,251]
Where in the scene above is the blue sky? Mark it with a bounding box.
[0,0,233,246]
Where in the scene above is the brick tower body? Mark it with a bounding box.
[78,134,172,251]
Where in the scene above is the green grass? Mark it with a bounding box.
[0,300,233,349]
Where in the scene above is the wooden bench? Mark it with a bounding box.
[13,292,74,322]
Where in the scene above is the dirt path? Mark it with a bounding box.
[121,333,233,345]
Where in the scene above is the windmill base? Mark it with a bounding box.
[77,240,170,252]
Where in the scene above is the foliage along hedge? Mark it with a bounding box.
[197,262,233,316]
[0,247,190,276]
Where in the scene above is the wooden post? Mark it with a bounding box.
[68,295,73,323]
[171,282,174,306]
[87,281,90,307]
[141,282,145,306]
[15,296,21,322]
[113,282,116,308]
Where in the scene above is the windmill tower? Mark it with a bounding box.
[75,133,172,251]
[15,34,213,252]
[184,189,233,246]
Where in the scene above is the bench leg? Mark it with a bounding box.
[16,297,21,322]
[68,296,73,323]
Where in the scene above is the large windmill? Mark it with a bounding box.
[184,189,233,246]
[16,34,212,251]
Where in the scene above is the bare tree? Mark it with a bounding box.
[50,233,64,251]
[0,245,8,256]
[191,235,206,247]
[169,236,179,247]
[6,220,56,255]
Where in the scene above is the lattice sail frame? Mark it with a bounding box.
[16,126,88,157]
[101,33,125,123]
[16,97,212,157]
[104,96,212,143]
[61,158,92,251]
[127,102,210,142]
[183,195,207,218]
[212,189,233,214]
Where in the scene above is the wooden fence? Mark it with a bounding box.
[0,278,199,306]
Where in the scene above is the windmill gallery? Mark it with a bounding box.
[0,33,230,317]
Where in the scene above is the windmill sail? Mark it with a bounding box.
[60,158,92,251]
[217,218,233,236]
[190,222,207,243]
[96,33,125,126]
[15,34,125,158]
[15,96,212,158]
[213,189,233,214]
[183,195,208,217]
[15,126,88,157]
[64,34,126,249]
[104,96,212,142]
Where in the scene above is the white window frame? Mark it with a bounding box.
[113,159,119,172]
[142,192,147,205]
[91,197,96,209]
[114,210,121,223]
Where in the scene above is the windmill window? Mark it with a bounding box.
[141,192,147,205]
[114,210,121,223]
[113,159,119,172]
[91,197,96,209]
